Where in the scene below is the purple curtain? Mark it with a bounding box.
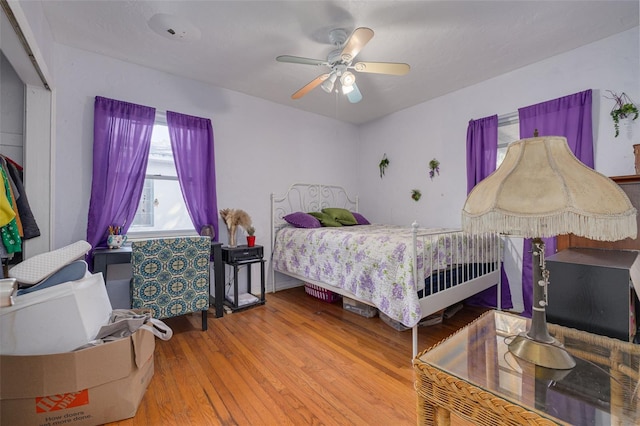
[466,115,499,194]
[86,96,155,267]
[167,111,219,241]
[465,115,513,310]
[518,89,593,317]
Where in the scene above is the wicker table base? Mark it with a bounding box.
[413,310,640,425]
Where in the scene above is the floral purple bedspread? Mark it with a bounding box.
[272,224,486,327]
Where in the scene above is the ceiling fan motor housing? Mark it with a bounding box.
[328,28,348,47]
[327,49,343,65]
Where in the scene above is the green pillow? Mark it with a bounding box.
[308,211,343,227]
[322,208,358,226]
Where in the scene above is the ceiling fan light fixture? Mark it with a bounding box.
[341,71,355,87]
[321,79,334,93]
[321,73,337,93]
[341,84,355,95]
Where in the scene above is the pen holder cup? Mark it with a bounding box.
[107,234,127,249]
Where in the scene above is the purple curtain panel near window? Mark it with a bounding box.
[518,89,593,317]
[465,114,513,310]
[166,111,219,241]
[86,96,155,269]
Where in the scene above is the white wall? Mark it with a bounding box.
[358,28,639,226]
[51,43,360,262]
[357,27,639,311]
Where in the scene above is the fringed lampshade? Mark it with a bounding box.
[462,136,637,370]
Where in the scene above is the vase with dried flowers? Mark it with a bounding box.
[219,208,252,247]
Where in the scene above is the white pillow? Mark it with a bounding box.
[9,240,92,285]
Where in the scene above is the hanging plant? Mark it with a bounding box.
[379,154,390,178]
[429,158,440,180]
[411,189,422,201]
[606,91,638,137]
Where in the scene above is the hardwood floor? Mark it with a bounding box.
[108,287,489,426]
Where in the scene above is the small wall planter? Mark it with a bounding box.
[607,91,638,138]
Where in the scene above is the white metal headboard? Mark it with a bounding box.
[270,182,358,246]
[271,183,358,226]
[269,183,359,293]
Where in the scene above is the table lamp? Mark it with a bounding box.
[462,136,637,370]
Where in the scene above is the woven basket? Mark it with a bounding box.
[304,283,341,303]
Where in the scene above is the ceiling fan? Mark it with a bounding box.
[276,27,410,104]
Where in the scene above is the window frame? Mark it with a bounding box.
[497,112,519,168]
[127,111,198,240]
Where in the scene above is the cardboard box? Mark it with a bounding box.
[0,328,155,426]
[0,273,112,355]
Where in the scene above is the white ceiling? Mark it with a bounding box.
[37,1,639,125]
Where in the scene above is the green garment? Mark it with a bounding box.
[1,167,21,253]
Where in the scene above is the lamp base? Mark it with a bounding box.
[508,332,576,370]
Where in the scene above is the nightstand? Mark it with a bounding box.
[546,248,639,342]
[221,245,265,311]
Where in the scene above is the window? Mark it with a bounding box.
[497,112,519,168]
[129,113,195,237]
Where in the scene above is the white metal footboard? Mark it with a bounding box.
[410,223,501,358]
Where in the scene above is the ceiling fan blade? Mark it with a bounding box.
[291,74,330,99]
[340,27,374,62]
[276,55,328,66]
[346,82,363,104]
[353,61,410,76]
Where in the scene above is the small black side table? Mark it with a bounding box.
[221,245,266,311]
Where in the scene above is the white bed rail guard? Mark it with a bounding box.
[411,223,502,358]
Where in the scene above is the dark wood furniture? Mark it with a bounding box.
[557,174,640,251]
[93,241,225,318]
[552,174,640,343]
[221,244,265,312]
[93,246,133,282]
[546,248,638,342]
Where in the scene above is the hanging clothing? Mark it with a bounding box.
[0,166,21,254]
[3,158,40,239]
[0,185,15,227]
[5,168,23,238]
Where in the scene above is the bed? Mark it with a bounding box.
[270,183,502,357]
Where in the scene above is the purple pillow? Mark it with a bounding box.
[283,212,322,228]
[351,212,370,225]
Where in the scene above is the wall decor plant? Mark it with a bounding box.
[429,158,440,180]
[411,189,422,201]
[607,91,638,137]
[379,154,390,178]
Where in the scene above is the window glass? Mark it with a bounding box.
[497,114,520,167]
[129,119,195,236]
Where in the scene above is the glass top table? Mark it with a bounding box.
[414,310,640,425]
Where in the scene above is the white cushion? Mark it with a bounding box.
[9,240,92,285]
